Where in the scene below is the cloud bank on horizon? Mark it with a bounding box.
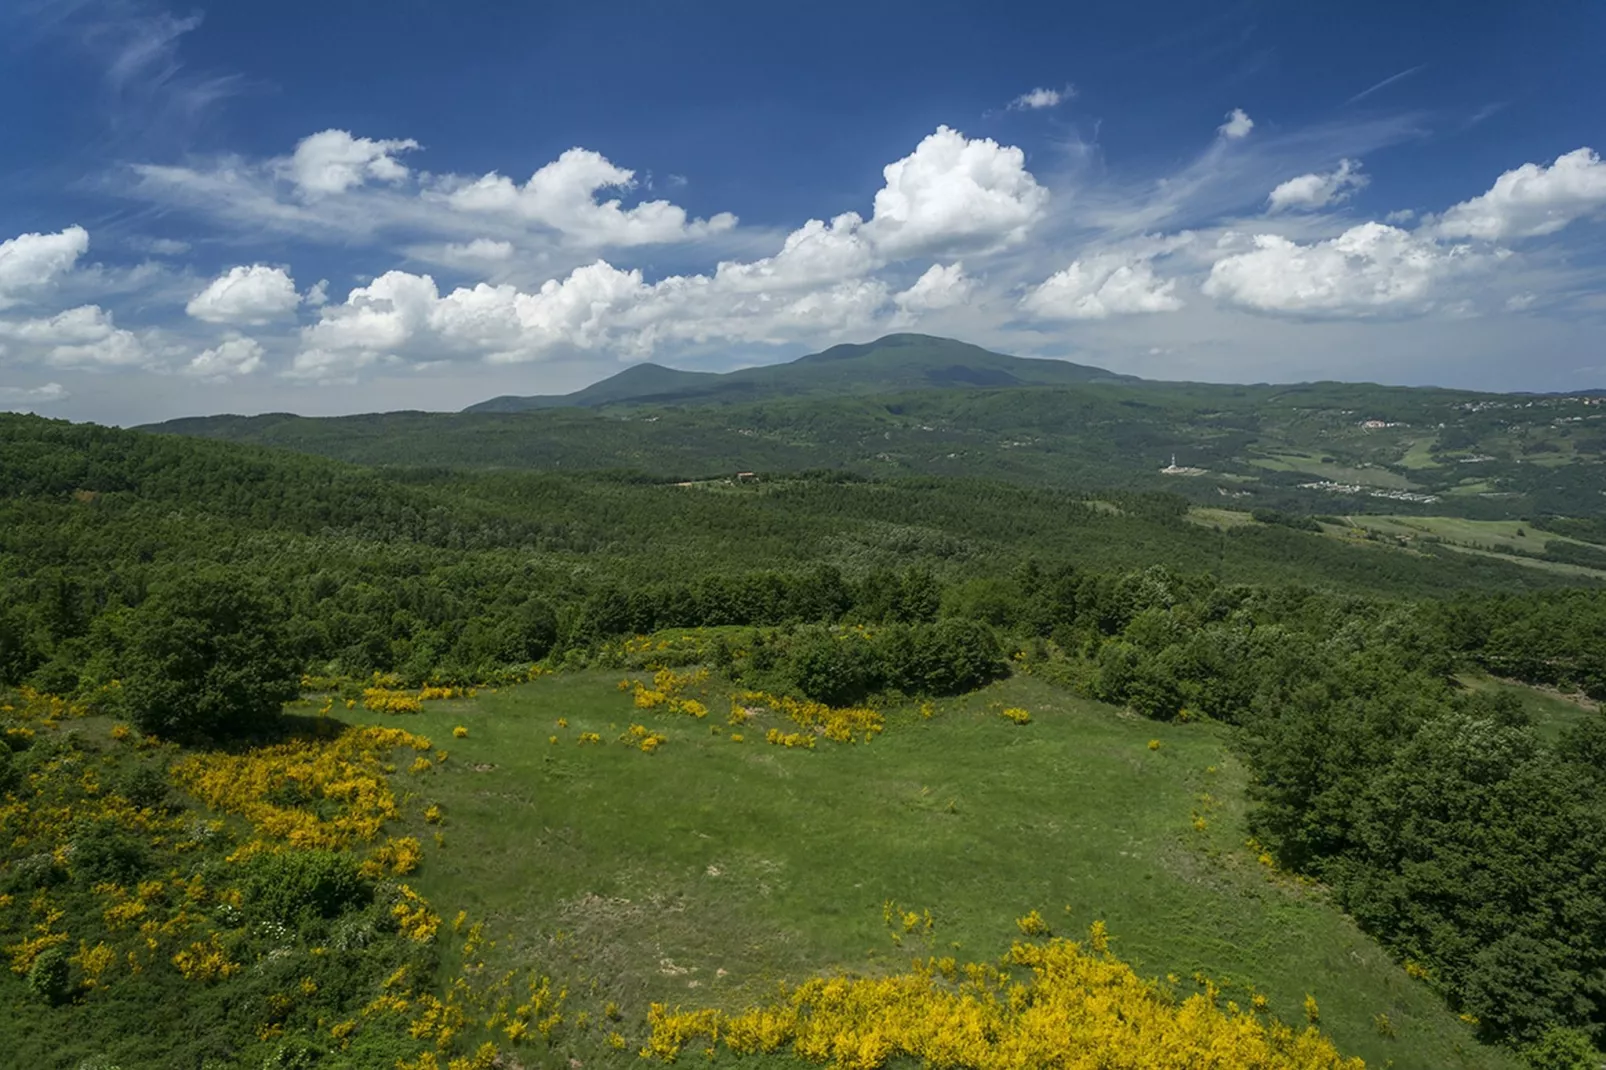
[1,0,1603,422]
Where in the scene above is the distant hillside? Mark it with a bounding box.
[465,333,1135,412]
[139,329,1606,525]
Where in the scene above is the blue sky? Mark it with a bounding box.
[2,0,1604,424]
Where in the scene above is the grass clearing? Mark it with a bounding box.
[392,670,1516,1069]
[1328,515,1606,579]
[1436,543,1606,579]
[1184,506,1257,529]
[1246,451,1415,490]
[1348,515,1540,548]
[1398,438,1441,469]
[1458,673,1602,741]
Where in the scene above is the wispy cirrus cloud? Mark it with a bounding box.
[20,0,244,145]
[1344,64,1425,106]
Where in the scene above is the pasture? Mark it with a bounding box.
[379,669,1518,1068]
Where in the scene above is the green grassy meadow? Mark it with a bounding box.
[373,670,1519,1069]
[1459,673,1602,741]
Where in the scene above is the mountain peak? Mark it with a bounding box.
[463,335,1135,413]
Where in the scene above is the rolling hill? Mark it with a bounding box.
[140,332,1606,524]
[464,332,1136,411]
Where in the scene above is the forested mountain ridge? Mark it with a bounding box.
[146,355,1606,523]
[463,332,1137,411]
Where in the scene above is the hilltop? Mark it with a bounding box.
[464,333,1136,412]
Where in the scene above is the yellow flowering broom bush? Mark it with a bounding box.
[169,724,431,862]
[646,921,1366,1070]
[737,689,884,744]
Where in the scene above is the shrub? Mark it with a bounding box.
[1,851,64,894]
[913,619,1002,695]
[71,820,151,886]
[262,1036,329,1069]
[788,629,875,706]
[116,763,171,811]
[26,656,82,696]
[1520,1026,1601,1070]
[27,945,70,1005]
[244,850,372,927]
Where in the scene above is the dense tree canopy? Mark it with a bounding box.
[117,572,300,741]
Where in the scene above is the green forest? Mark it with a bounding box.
[3,390,1605,1070]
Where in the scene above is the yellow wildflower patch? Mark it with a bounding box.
[739,689,884,743]
[364,688,423,714]
[170,725,430,851]
[623,723,669,753]
[171,933,240,982]
[392,884,441,943]
[647,924,1365,1069]
[6,929,69,975]
[1015,909,1050,937]
[71,939,116,987]
[765,728,817,749]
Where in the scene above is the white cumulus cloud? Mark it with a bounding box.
[289,246,900,381]
[1267,159,1369,213]
[864,126,1048,256]
[443,147,737,246]
[0,226,90,309]
[186,335,264,380]
[0,305,153,367]
[1022,252,1185,320]
[715,214,876,292]
[288,130,420,196]
[291,262,658,378]
[186,265,302,325]
[1202,222,1474,315]
[1218,108,1254,140]
[894,263,974,313]
[1432,147,1606,240]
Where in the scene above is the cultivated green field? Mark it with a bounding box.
[374,670,1518,1069]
